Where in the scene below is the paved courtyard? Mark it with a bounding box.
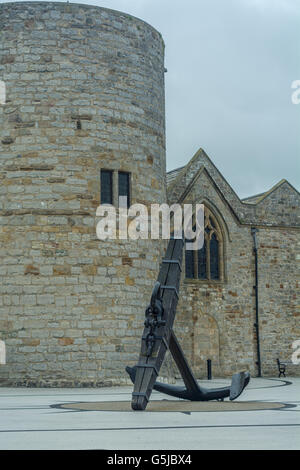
[0,376,299,450]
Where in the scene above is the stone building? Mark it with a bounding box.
[0,2,299,387]
[167,148,300,379]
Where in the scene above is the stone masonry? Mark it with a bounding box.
[0,2,299,387]
[169,149,300,378]
[0,2,166,386]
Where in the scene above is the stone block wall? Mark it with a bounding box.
[0,2,166,386]
[173,170,257,378]
[0,2,298,386]
[169,157,300,378]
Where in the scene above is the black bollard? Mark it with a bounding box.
[207,359,212,380]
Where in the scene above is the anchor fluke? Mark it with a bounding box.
[229,371,251,401]
[126,365,250,402]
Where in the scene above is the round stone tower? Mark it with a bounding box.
[0,2,166,386]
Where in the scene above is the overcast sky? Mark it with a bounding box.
[1,0,299,198]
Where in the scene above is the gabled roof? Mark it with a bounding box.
[166,148,300,227]
[242,179,300,205]
[167,147,243,207]
[242,192,267,204]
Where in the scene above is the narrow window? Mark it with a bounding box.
[197,238,207,279]
[185,207,223,281]
[210,233,219,280]
[118,171,130,207]
[185,246,195,279]
[100,170,113,205]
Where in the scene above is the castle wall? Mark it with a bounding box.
[0,2,166,386]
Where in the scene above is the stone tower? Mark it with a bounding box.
[0,2,166,386]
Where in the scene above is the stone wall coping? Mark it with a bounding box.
[0,1,164,45]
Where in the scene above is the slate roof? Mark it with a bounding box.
[166,166,185,186]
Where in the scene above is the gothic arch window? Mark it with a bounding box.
[185,207,224,281]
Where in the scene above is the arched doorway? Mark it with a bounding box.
[191,313,221,378]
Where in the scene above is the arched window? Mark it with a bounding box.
[185,207,224,281]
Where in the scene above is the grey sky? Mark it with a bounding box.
[1,0,299,198]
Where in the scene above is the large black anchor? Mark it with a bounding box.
[126,237,250,410]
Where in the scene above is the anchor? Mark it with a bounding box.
[126,236,250,410]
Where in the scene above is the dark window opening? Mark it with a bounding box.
[198,238,207,279]
[118,171,130,207]
[76,120,82,130]
[100,170,113,205]
[185,245,195,279]
[185,208,222,281]
[210,233,219,280]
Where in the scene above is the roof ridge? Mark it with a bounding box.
[167,165,185,174]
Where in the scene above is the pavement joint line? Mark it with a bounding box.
[1,423,300,433]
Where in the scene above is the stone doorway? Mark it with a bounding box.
[191,313,221,378]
